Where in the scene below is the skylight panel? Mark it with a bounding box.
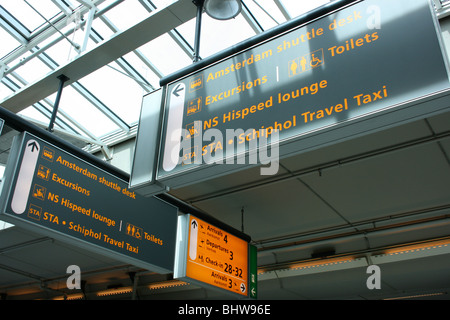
[25,0,61,23]
[242,0,287,31]
[78,62,145,125]
[0,82,14,101]
[137,33,193,76]
[101,0,149,31]
[10,56,52,85]
[0,27,20,59]
[1,1,46,32]
[56,86,122,137]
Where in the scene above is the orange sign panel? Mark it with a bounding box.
[186,215,248,296]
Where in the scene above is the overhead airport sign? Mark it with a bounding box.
[155,0,449,187]
[0,132,178,274]
[174,214,255,298]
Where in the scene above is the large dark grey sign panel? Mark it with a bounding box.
[0,132,178,273]
[157,0,450,182]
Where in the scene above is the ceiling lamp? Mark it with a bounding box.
[204,0,242,20]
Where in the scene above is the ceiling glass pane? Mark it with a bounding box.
[0,27,21,58]
[25,0,61,23]
[0,0,45,32]
[242,0,287,31]
[0,82,14,101]
[122,51,161,90]
[137,33,192,76]
[176,13,257,60]
[78,62,145,125]
[19,105,54,124]
[55,86,121,137]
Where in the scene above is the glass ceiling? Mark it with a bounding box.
[0,0,446,153]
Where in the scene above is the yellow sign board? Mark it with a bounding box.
[185,215,249,296]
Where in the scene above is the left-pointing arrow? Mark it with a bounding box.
[172,83,184,97]
[162,82,186,172]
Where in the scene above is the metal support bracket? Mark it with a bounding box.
[48,74,70,132]
[101,145,113,161]
[192,0,205,62]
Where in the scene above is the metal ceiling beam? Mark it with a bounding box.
[94,16,158,88]
[0,6,30,45]
[138,0,196,61]
[0,0,198,114]
[2,70,107,146]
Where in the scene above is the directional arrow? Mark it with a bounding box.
[11,138,40,214]
[172,83,184,97]
[189,218,198,260]
[28,141,39,152]
[240,283,246,293]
